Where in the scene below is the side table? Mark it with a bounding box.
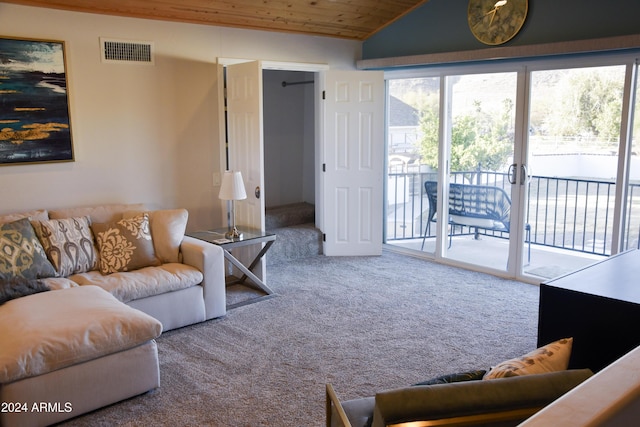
[187,228,276,295]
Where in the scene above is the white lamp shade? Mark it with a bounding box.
[218,170,247,200]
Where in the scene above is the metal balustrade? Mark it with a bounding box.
[387,171,640,256]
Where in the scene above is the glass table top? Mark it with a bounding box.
[188,228,276,248]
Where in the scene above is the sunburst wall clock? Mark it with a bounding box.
[468,0,528,46]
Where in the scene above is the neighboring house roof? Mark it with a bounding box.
[389,96,419,127]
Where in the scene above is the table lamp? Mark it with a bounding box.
[219,170,247,239]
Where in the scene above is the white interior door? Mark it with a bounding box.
[226,61,266,279]
[319,70,385,256]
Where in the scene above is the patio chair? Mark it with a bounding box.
[421,181,531,264]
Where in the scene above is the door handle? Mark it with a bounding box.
[520,164,530,185]
[255,186,261,199]
[508,163,517,185]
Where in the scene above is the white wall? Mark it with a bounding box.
[0,4,360,230]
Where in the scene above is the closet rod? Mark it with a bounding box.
[281,80,314,87]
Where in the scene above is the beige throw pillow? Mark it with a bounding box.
[484,337,573,379]
[32,216,99,277]
[123,209,188,264]
[92,214,161,275]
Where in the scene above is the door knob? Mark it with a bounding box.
[255,186,261,199]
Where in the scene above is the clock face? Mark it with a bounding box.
[468,0,528,46]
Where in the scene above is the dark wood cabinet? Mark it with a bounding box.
[537,249,640,372]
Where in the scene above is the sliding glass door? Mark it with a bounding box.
[441,72,518,272]
[385,54,640,282]
[525,65,627,278]
[624,64,640,251]
[386,77,440,256]
[386,71,527,275]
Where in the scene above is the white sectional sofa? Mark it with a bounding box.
[0,203,226,426]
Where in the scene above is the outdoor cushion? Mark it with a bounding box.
[0,285,162,383]
[69,263,203,303]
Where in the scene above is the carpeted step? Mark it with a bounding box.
[265,202,315,229]
[267,223,322,264]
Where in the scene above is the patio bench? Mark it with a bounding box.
[421,180,530,262]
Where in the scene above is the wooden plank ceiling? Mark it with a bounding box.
[2,0,429,40]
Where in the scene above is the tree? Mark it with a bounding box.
[572,70,623,141]
[419,97,513,182]
[531,67,624,143]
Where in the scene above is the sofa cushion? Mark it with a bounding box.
[124,209,188,264]
[32,216,99,276]
[0,218,57,280]
[0,209,49,224]
[0,285,162,383]
[484,337,573,379]
[49,203,145,224]
[41,276,79,290]
[0,277,50,305]
[92,214,161,275]
[69,263,204,303]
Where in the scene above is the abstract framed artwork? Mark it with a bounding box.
[0,36,74,165]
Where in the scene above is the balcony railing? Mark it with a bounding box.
[387,171,640,256]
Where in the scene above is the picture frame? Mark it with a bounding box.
[0,36,74,166]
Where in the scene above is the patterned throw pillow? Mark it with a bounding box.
[413,370,487,386]
[32,216,99,277]
[123,209,188,264]
[0,218,57,280]
[91,213,161,275]
[483,337,573,379]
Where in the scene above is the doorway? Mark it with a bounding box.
[223,60,385,260]
[262,69,316,214]
[261,70,323,262]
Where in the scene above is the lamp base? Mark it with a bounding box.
[225,226,243,240]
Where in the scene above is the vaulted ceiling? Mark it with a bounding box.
[2,0,429,40]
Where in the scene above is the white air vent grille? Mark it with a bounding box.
[101,38,154,64]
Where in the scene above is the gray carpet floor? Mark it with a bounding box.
[61,251,540,426]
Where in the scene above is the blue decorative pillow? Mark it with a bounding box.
[0,277,50,305]
[413,370,487,386]
[0,218,57,280]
